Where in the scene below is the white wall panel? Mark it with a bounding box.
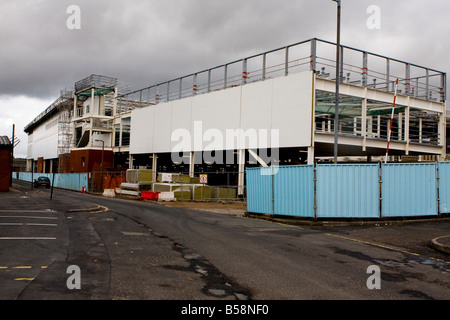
[152,103,172,153]
[202,87,241,151]
[240,79,273,149]
[271,72,313,148]
[30,114,59,160]
[130,70,314,155]
[171,98,192,151]
[130,106,154,154]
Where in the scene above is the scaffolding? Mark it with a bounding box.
[75,74,118,95]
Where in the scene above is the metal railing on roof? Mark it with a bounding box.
[75,74,118,94]
[24,90,74,133]
[116,38,446,114]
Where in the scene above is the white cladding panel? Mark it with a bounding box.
[271,72,313,147]
[130,70,313,154]
[130,107,155,154]
[152,104,172,153]
[28,114,59,160]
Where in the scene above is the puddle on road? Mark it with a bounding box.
[166,242,253,300]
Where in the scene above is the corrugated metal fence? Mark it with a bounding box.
[247,162,450,219]
[14,172,89,193]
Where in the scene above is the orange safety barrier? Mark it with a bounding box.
[140,191,160,201]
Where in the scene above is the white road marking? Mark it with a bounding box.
[0,210,57,213]
[0,216,58,220]
[0,237,56,240]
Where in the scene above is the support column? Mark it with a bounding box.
[362,52,368,87]
[91,88,95,115]
[307,146,315,165]
[26,159,32,172]
[152,153,157,182]
[189,151,195,178]
[405,64,411,96]
[119,119,123,147]
[419,118,423,143]
[439,109,447,161]
[242,59,248,85]
[285,46,289,76]
[129,154,133,169]
[385,58,390,92]
[113,87,118,115]
[72,94,78,147]
[73,93,77,117]
[262,55,266,81]
[405,106,410,155]
[238,149,245,196]
[362,95,367,152]
[310,39,317,72]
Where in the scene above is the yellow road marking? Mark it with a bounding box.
[0,266,48,269]
[15,278,35,281]
[90,205,109,213]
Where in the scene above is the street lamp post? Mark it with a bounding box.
[332,0,341,164]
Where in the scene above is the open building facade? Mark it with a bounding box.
[24,38,448,195]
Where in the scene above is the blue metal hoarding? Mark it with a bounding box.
[316,164,380,218]
[381,163,437,217]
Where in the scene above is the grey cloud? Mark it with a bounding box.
[0,0,448,100]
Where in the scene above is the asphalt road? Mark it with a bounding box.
[1,180,449,301]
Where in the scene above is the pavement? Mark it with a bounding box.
[430,235,450,255]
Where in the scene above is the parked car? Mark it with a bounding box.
[34,176,51,188]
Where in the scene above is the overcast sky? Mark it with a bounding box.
[1,0,449,158]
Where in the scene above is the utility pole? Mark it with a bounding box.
[9,124,14,187]
[332,0,341,164]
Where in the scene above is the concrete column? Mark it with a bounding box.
[307,147,315,165]
[91,88,95,115]
[419,118,423,143]
[152,153,157,182]
[238,149,245,196]
[24,159,30,172]
[129,154,133,169]
[189,152,195,178]
[73,93,77,118]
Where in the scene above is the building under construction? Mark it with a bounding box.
[24,38,448,194]
[24,90,74,173]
